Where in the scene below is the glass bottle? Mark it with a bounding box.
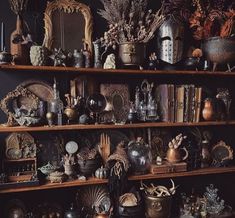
[48,78,64,125]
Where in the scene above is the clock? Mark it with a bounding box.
[65,141,79,154]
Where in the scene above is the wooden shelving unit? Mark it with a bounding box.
[0,167,235,194]
[0,65,235,200]
[0,121,234,132]
[1,64,235,76]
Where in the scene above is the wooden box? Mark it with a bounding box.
[150,161,187,174]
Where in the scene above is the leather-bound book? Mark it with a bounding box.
[194,87,202,122]
[156,84,169,122]
[168,84,175,122]
[175,85,185,122]
[156,84,174,122]
[184,85,190,122]
[188,85,195,122]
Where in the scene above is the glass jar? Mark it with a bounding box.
[127,137,152,175]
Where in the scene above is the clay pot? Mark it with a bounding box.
[202,98,215,121]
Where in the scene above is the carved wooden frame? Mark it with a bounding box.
[0,86,39,126]
[43,0,93,54]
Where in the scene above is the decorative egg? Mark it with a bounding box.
[95,166,107,179]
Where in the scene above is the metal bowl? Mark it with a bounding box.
[202,36,235,71]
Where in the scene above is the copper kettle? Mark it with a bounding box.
[165,134,189,164]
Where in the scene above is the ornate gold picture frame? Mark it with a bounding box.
[43,0,93,54]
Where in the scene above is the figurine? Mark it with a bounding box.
[103,53,116,69]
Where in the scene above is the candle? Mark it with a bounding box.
[1,22,5,51]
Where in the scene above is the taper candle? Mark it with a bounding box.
[1,22,5,51]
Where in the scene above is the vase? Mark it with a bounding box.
[10,14,30,65]
[93,40,102,68]
[202,98,215,121]
[119,42,146,66]
[30,46,49,66]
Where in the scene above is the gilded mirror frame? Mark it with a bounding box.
[43,0,93,54]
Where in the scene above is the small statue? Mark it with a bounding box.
[103,53,116,69]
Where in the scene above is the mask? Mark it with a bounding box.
[157,15,185,64]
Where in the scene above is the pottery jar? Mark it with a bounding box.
[202,98,215,121]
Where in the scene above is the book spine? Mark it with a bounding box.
[169,84,175,122]
[175,86,184,122]
[156,84,169,122]
[184,85,189,122]
[189,85,195,122]
[194,87,202,122]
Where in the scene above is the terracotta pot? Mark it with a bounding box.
[202,98,215,121]
[10,14,30,65]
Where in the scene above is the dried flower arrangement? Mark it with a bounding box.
[98,0,165,48]
[189,0,235,40]
[8,0,29,15]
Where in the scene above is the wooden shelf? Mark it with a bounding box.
[3,158,36,162]
[0,121,234,132]
[0,65,235,76]
[0,167,235,194]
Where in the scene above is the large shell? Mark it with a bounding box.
[76,185,111,214]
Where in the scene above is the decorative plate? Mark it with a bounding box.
[211,140,233,165]
[65,141,79,154]
[12,80,53,111]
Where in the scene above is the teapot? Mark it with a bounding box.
[166,134,189,164]
[38,162,57,176]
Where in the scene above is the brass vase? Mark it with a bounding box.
[144,194,172,218]
[10,14,30,65]
[202,98,215,121]
[119,42,146,66]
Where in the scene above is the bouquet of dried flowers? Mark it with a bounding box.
[8,0,29,15]
[189,0,235,40]
[98,0,164,48]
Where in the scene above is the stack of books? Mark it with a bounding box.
[156,84,202,123]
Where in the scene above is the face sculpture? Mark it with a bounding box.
[157,15,185,64]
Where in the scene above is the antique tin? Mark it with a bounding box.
[144,194,172,218]
[119,42,146,66]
